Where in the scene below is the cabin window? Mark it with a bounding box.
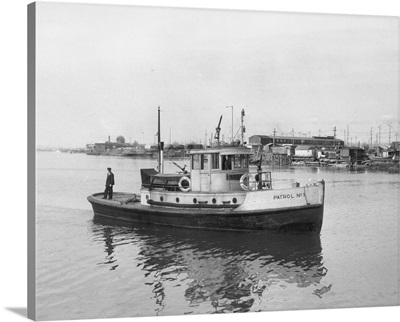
[204,155,209,168]
[192,154,204,170]
[222,155,232,170]
[232,154,249,168]
[242,155,249,168]
[211,153,219,169]
[234,155,241,168]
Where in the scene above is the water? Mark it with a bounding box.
[36,152,399,320]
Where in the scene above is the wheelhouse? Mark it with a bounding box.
[188,147,253,192]
[141,147,272,194]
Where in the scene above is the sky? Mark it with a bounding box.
[35,2,399,148]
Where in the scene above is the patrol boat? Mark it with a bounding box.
[87,110,325,232]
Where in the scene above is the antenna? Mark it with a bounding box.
[241,109,245,145]
[226,106,233,143]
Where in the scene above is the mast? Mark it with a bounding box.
[241,109,245,145]
[157,106,164,173]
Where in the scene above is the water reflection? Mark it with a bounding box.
[91,216,329,313]
[97,226,119,270]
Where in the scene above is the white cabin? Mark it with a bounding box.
[188,147,253,192]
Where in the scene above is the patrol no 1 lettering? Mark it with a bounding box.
[273,192,304,200]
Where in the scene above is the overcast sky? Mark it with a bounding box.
[35,2,398,148]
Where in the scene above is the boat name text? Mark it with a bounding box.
[273,192,305,200]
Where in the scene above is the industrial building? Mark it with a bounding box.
[249,135,344,148]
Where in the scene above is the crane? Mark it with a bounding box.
[214,115,223,147]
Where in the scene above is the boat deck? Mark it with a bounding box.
[90,192,141,205]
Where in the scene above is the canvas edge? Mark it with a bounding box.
[27,2,36,320]
[23,2,400,321]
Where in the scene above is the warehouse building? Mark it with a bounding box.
[249,135,344,149]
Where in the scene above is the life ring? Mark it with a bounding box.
[178,176,191,192]
[240,173,257,191]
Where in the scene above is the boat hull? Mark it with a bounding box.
[87,192,324,232]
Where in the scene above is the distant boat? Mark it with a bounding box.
[369,156,393,162]
[330,160,348,168]
[121,148,155,158]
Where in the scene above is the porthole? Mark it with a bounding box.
[193,198,197,204]
[160,196,164,202]
[212,198,217,204]
[233,198,237,204]
[176,197,180,203]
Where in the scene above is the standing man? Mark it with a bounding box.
[103,167,115,200]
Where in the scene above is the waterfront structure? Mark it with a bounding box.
[249,135,344,149]
[294,146,319,159]
[86,136,153,157]
[340,147,365,163]
[388,141,400,160]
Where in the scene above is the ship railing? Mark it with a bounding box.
[148,180,182,192]
[147,174,189,192]
[235,170,273,191]
[251,170,273,190]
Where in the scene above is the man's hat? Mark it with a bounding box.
[107,167,111,170]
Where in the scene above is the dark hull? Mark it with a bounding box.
[87,193,323,232]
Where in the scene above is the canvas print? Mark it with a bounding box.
[28,2,399,321]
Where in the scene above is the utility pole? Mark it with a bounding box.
[388,124,392,146]
[378,125,381,147]
[292,128,294,145]
[370,127,373,148]
[226,106,233,143]
[273,128,276,146]
[347,124,349,146]
[333,126,337,147]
